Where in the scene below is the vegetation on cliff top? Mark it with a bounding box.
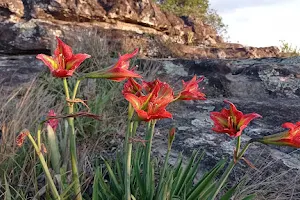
[157,0,228,37]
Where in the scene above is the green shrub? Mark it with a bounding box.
[279,40,300,57]
[157,0,227,37]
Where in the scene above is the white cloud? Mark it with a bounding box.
[210,0,283,13]
[210,0,300,48]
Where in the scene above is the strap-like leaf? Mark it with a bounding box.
[173,151,198,195]
[241,194,256,200]
[187,159,226,200]
[104,160,123,196]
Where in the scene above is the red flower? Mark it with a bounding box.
[177,75,206,100]
[36,37,91,78]
[16,130,29,147]
[84,49,141,82]
[47,110,59,131]
[257,122,300,148]
[210,100,262,137]
[123,79,174,121]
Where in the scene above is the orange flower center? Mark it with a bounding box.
[57,53,66,70]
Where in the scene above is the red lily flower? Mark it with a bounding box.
[210,100,262,137]
[177,75,206,100]
[84,49,141,82]
[36,37,91,78]
[123,79,174,121]
[47,110,59,131]
[257,122,300,148]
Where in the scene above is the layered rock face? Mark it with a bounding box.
[0,0,280,58]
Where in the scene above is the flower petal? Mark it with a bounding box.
[224,100,244,122]
[36,54,58,71]
[66,53,91,70]
[54,37,73,60]
[113,48,139,69]
[52,69,74,78]
[123,78,142,95]
[105,68,142,82]
[237,113,262,129]
[282,122,297,130]
[210,112,228,126]
[123,93,143,110]
[135,109,149,121]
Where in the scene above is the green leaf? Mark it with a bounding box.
[92,168,101,200]
[198,182,216,200]
[187,159,226,200]
[133,150,146,198]
[97,167,119,200]
[241,194,256,200]
[220,184,238,200]
[184,152,205,192]
[149,161,155,199]
[60,180,76,199]
[104,159,123,196]
[173,151,199,195]
[115,153,123,187]
[173,153,183,178]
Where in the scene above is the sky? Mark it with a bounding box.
[209,0,300,48]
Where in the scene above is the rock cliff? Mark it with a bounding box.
[0,0,280,58]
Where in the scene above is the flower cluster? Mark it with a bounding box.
[122,75,206,121]
[32,37,300,148]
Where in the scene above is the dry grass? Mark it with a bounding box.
[230,147,300,200]
[0,78,64,198]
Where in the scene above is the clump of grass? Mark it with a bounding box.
[0,78,63,198]
[230,147,300,200]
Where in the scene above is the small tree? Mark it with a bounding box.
[158,0,227,37]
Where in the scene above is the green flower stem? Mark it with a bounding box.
[63,78,82,200]
[236,136,241,155]
[143,120,156,195]
[124,119,133,200]
[237,141,251,160]
[72,80,81,100]
[27,133,61,200]
[210,141,251,200]
[37,124,43,150]
[63,78,70,100]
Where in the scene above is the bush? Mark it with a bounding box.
[279,40,300,57]
[157,0,227,37]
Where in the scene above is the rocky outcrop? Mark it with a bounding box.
[0,0,280,58]
[136,57,300,199]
